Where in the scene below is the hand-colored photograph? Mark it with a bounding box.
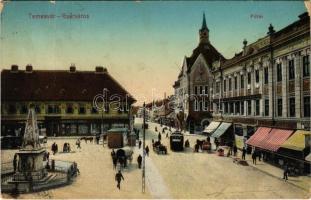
[0,1,310,199]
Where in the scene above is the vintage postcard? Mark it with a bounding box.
[0,1,310,199]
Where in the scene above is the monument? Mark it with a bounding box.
[10,107,47,192]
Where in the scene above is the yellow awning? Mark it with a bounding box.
[281,130,310,151]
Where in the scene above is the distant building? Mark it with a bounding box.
[1,65,136,137]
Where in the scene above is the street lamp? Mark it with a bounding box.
[142,102,146,193]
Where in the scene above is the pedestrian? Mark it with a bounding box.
[13,153,18,172]
[233,145,238,157]
[96,134,100,144]
[115,170,124,190]
[283,166,289,181]
[137,154,142,169]
[166,133,168,138]
[214,138,219,150]
[242,147,246,160]
[46,152,50,162]
[51,142,56,155]
[145,145,149,156]
[138,140,142,149]
[158,133,161,141]
[76,139,81,149]
[111,149,116,158]
[252,152,257,165]
[112,156,118,170]
[55,143,58,154]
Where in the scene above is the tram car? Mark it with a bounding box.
[170,131,184,151]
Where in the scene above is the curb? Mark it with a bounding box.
[248,163,309,192]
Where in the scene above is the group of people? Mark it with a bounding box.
[63,143,71,153]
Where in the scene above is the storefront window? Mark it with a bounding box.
[78,124,89,134]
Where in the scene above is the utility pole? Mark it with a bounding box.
[142,102,146,193]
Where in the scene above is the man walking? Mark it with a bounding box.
[76,139,81,149]
[137,154,142,169]
[242,147,246,160]
[145,145,149,156]
[158,133,161,141]
[252,152,257,165]
[283,166,289,181]
[138,140,142,149]
[115,170,124,190]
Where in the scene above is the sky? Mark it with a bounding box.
[0,1,308,105]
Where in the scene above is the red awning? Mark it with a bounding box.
[258,128,293,152]
[246,127,271,148]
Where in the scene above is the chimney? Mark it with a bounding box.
[95,66,108,73]
[69,64,76,72]
[11,65,19,72]
[26,64,33,72]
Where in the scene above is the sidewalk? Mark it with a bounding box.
[235,151,311,193]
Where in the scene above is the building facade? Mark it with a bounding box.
[1,65,136,137]
[211,12,310,141]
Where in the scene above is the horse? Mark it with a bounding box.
[80,136,94,143]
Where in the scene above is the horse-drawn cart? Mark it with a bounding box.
[153,141,167,154]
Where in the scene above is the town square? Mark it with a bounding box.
[1,1,311,199]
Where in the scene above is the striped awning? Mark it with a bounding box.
[258,129,293,152]
[203,121,221,134]
[211,122,231,138]
[246,127,271,148]
[281,130,311,151]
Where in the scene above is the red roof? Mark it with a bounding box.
[1,69,136,103]
[246,127,293,152]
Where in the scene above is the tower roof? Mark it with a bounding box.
[201,12,209,31]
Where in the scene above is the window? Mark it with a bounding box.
[234,76,237,90]
[47,105,60,114]
[235,102,240,114]
[200,86,203,95]
[229,78,232,91]
[277,63,282,82]
[240,101,244,115]
[223,80,226,92]
[205,86,208,95]
[255,70,259,83]
[240,75,244,89]
[277,99,282,117]
[194,86,198,95]
[289,97,295,117]
[8,104,16,114]
[224,102,228,113]
[230,102,234,114]
[303,55,310,77]
[79,105,86,114]
[264,67,268,84]
[216,82,220,93]
[247,72,251,85]
[264,99,269,116]
[66,104,74,114]
[35,105,41,114]
[255,99,260,116]
[288,59,295,80]
[247,100,252,115]
[20,104,28,114]
[304,96,310,117]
